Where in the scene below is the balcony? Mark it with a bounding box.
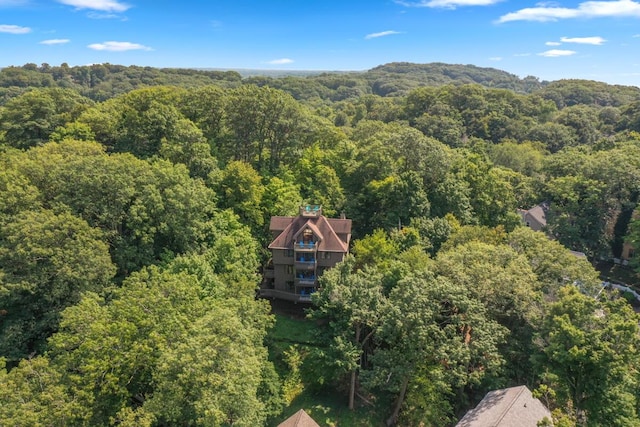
[263,268,275,279]
[295,275,316,286]
[294,241,317,252]
[259,288,315,303]
[295,259,316,270]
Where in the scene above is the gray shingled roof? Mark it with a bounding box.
[456,385,552,427]
[526,204,547,227]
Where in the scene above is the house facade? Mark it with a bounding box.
[261,205,352,303]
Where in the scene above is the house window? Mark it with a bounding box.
[286,265,293,274]
[286,281,294,291]
[303,228,314,243]
[286,249,294,257]
[320,252,330,260]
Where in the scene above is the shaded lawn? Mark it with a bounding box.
[266,310,385,427]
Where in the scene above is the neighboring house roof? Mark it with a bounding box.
[569,250,587,259]
[277,409,320,427]
[456,385,552,427]
[527,205,547,226]
[518,203,548,229]
[269,214,352,253]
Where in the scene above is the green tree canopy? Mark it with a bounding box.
[0,209,115,361]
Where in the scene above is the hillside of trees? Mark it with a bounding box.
[1,62,640,426]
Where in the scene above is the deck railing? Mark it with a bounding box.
[294,242,317,250]
[259,288,315,303]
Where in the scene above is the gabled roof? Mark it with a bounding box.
[269,213,351,253]
[518,203,548,228]
[456,385,551,427]
[271,216,296,233]
[277,409,320,427]
[293,220,324,243]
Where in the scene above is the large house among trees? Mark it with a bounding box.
[261,205,352,303]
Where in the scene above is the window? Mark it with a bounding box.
[286,249,294,257]
[286,265,293,274]
[320,252,331,260]
[303,228,314,243]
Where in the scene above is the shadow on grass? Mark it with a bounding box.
[269,387,386,427]
[266,308,386,427]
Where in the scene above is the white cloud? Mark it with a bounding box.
[498,0,640,23]
[57,0,130,12]
[266,58,294,65]
[561,36,606,45]
[546,41,562,46]
[87,12,121,19]
[365,30,402,39]
[396,0,502,8]
[538,49,577,57]
[0,24,30,34]
[87,41,152,51]
[40,38,70,44]
[489,56,503,61]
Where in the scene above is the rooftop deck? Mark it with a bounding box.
[299,205,322,217]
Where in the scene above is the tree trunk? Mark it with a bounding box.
[349,369,356,410]
[386,376,409,427]
[349,325,361,410]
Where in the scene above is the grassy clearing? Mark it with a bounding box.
[266,310,385,427]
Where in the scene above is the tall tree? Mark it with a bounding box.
[224,84,305,172]
[0,357,83,426]
[365,271,506,426]
[436,239,545,382]
[535,286,640,426]
[310,257,387,410]
[212,160,265,233]
[0,209,115,361]
[1,88,93,149]
[544,175,609,257]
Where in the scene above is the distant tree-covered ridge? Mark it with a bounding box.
[3,61,640,105]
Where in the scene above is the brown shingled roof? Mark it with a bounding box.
[270,216,296,233]
[327,217,353,235]
[268,214,351,253]
[278,409,320,427]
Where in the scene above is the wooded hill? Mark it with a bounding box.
[1,62,640,426]
[4,61,640,103]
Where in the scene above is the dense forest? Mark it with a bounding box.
[1,62,640,426]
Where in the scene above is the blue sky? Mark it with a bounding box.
[1,0,640,86]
